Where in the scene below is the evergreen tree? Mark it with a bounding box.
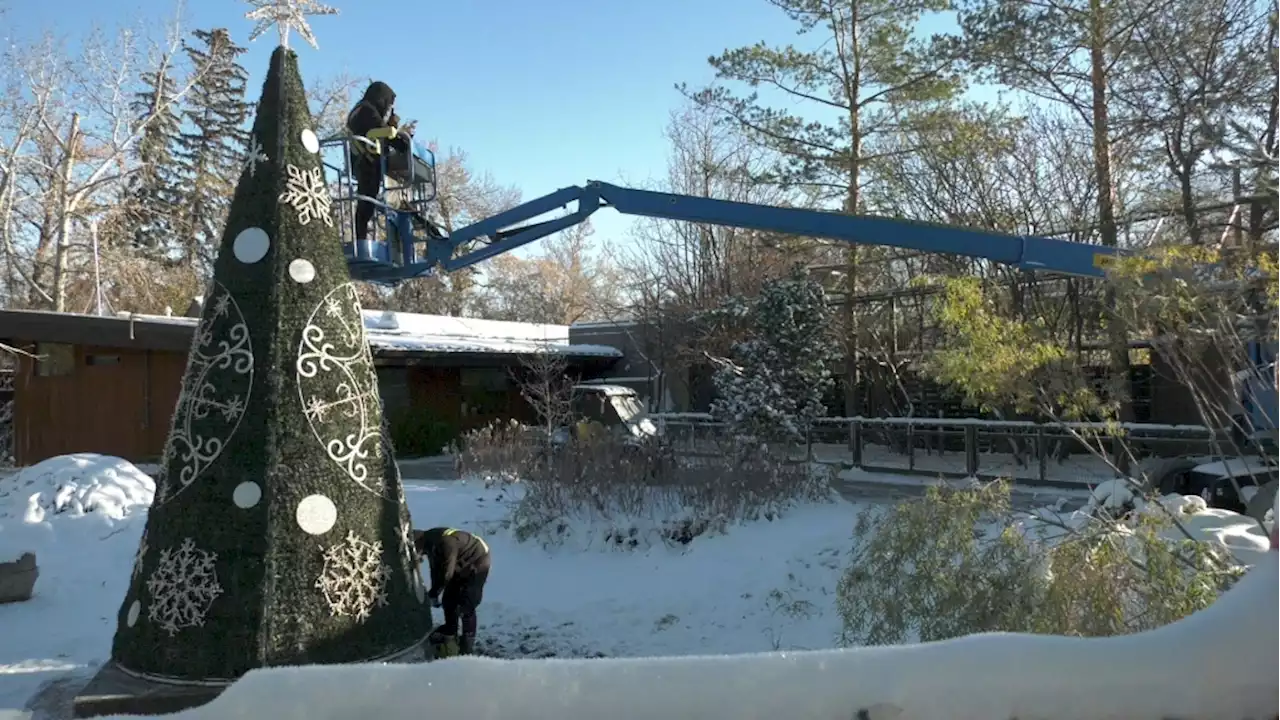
[123,61,183,256]
[710,265,839,443]
[174,28,252,269]
[105,46,430,682]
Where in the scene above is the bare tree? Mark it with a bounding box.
[479,220,622,324]
[513,346,576,457]
[4,11,210,312]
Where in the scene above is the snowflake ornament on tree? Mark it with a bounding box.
[145,538,225,637]
[279,163,334,227]
[131,531,149,582]
[244,0,338,50]
[316,531,392,621]
[243,135,269,177]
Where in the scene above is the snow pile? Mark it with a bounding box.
[111,554,1279,720]
[1023,480,1272,566]
[0,454,154,713]
[0,453,154,537]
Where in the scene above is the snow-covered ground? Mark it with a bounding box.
[0,454,1273,719]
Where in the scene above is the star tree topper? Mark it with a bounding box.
[244,0,339,49]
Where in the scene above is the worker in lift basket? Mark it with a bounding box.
[414,527,491,656]
[345,81,416,241]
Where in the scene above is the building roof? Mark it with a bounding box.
[0,308,623,362]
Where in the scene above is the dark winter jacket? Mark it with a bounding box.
[414,528,490,596]
[347,81,396,137]
[346,81,408,158]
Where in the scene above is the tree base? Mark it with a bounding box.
[73,640,432,718]
[72,663,227,718]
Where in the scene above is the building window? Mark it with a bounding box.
[459,367,509,392]
[36,343,74,377]
[85,354,121,367]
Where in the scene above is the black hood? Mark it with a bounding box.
[362,81,396,115]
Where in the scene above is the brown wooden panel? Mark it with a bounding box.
[145,351,188,459]
[15,346,158,465]
[407,367,462,427]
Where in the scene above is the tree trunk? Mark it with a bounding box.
[52,113,80,314]
[1088,0,1133,472]
[843,0,864,419]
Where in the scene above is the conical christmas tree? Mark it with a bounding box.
[108,46,431,682]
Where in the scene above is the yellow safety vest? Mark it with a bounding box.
[442,527,488,555]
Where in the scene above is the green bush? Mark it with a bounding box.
[387,406,458,458]
[836,481,1244,647]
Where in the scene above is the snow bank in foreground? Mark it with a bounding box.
[115,555,1278,720]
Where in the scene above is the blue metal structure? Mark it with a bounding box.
[321,143,1275,449]
[319,135,440,283]
[325,166,1123,284]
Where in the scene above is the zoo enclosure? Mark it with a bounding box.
[654,414,1230,487]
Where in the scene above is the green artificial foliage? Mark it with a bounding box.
[109,46,431,683]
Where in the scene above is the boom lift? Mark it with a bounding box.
[318,137,1277,470]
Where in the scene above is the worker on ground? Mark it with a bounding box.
[345,81,415,242]
[413,527,491,656]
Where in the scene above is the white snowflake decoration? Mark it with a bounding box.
[131,531,149,582]
[155,282,254,506]
[146,538,224,636]
[244,0,338,50]
[297,283,387,497]
[316,531,392,620]
[279,163,334,227]
[243,135,269,177]
[399,519,416,567]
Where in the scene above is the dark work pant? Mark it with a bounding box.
[353,158,381,241]
[439,563,489,637]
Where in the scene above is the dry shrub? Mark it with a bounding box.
[837,481,1245,647]
[511,437,834,548]
[452,419,537,486]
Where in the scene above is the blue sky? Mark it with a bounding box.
[7,0,961,258]
[7,0,977,262]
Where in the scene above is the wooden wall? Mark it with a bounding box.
[404,366,535,431]
[14,344,185,466]
[14,346,546,466]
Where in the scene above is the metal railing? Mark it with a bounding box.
[653,414,1226,487]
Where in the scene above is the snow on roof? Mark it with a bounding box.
[117,310,621,358]
[573,383,639,396]
[570,318,641,331]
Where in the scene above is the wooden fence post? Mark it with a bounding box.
[1036,425,1048,485]
[850,419,862,468]
[964,424,978,476]
[907,422,916,471]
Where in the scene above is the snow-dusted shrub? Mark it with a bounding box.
[706,265,838,445]
[836,481,1245,646]
[453,419,538,487]
[510,435,833,547]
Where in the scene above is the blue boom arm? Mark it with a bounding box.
[388,181,1120,281]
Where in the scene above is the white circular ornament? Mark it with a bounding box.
[233,227,270,264]
[233,481,262,509]
[301,129,320,154]
[127,600,141,627]
[289,258,316,284]
[296,494,338,535]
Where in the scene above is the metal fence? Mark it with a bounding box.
[653,414,1224,487]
